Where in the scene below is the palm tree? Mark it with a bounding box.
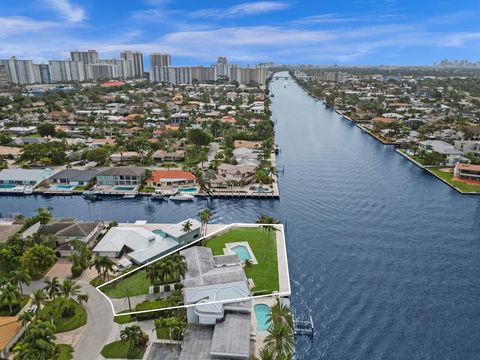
[0,280,21,313]
[267,297,293,331]
[77,294,89,306]
[44,276,61,300]
[60,279,82,300]
[198,208,212,236]
[181,220,193,234]
[90,256,115,281]
[146,261,168,285]
[170,253,187,280]
[18,311,33,335]
[9,269,31,296]
[263,322,294,359]
[256,214,280,256]
[120,325,147,352]
[13,320,57,360]
[30,288,47,316]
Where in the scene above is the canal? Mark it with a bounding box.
[1,73,480,359]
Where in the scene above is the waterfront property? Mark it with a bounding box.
[93,219,201,264]
[217,163,257,184]
[418,140,467,166]
[94,167,145,194]
[49,168,99,187]
[146,170,197,190]
[454,163,480,184]
[0,168,54,192]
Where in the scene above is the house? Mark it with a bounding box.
[37,218,104,247]
[0,317,23,359]
[454,140,480,156]
[217,163,256,183]
[233,140,262,149]
[49,169,99,186]
[0,146,22,159]
[233,147,261,166]
[147,170,196,188]
[93,219,200,264]
[151,149,185,163]
[454,163,480,184]
[0,168,54,187]
[418,140,466,166]
[109,151,140,163]
[95,167,145,186]
[170,113,190,125]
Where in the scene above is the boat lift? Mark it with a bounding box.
[293,313,314,337]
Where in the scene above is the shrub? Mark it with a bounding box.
[61,305,76,318]
[71,264,83,278]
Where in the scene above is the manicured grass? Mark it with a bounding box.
[114,310,135,324]
[139,186,155,193]
[0,294,30,316]
[205,227,279,293]
[39,298,87,333]
[156,326,170,339]
[73,186,87,191]
[101,340,146,359]
[428,168,480,193]
[56,344,74,360]
[89,275,105,287]
[102,266,178,299]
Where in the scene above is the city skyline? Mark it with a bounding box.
[1,0,480,66]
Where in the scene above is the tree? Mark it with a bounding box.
[30,288,47,316]
[44,277,61,300]
[199,208,212,236]
[90,256,115,280]
[181,220,192,234]
[13,320,57,360]
[85,146,110,165]
[155,317,186,340]
[9,269,31,296]
[60,279,81,300]
[267,297,293,331]
[187,128,212,149]
[169,253,187,280]
[77,294,89,306]
[0,280,21,313]
[120,325,149,351]
[18,311,33,335]
[37,123,56,137]
[20,244,57,277]
[263,322,294,359]
[146,261,168,285]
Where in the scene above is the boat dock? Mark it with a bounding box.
[294,314,314,337]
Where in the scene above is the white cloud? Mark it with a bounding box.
[0,16,55,38]
[45,0,86,23]
[192,1,289,18]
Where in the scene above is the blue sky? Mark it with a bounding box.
[1,0,480,68]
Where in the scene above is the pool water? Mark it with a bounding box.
[0,184,16,188]
[232,245,252,262]
[153,229,167,237]
[178,187,197,193]
[53,184,75,190]
[254,304,271,332]
[114,186,135,191]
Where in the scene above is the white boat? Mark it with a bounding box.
[169,194,194,201]
[123,193,136,199]
[23,187,33,195]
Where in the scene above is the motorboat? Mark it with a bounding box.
[169,193,194,201]
[23,187,33,195]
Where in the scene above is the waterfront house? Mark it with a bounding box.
[217,163,256,183]
[93,219,200,264]
[95,167,145,186]
[454,140,480,156]
[152,149,185,163]
[454,163,480,184]
[147,170,196,189]
[49,169,99,186]
[37,218,104,246]
[0,168,54,187]
[418,140,466,166]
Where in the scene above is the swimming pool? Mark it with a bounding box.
[232,245,252,262]
[0,184,16,189]
[178,187,197,193]
[113,186,136,191]
[152,229,167,237]
[254,304,271,332]
[51,184,75,190]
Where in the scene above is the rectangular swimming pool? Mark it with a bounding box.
[232,245,252,262]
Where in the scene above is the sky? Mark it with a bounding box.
[1,0,480,68]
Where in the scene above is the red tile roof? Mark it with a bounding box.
[149,170,196,182]
[456,163,480,171]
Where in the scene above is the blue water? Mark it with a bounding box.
[178,187,197,193]
[231,245,252,262]
[254,303,272,332]
[152,229,166,237]
[0,184,16,188]
[1,73,480,359]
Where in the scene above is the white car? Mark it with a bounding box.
[26,304,38,314]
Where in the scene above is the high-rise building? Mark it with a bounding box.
[191,66,216,82]
[49,60,85,82]
[120,51,144,77]
[70,50,99,64]
[100,59,133,78]
[150,53,171,68]
[150,66,191,84]
[0,64,9,85]
[0,57,37,84]
[217,56,227,65]
[86,64,118,80]
[35,64,51,84]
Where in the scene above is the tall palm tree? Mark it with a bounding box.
[10,269,31,296]
[60,279,82,300]
[44,276,61,300]
[169,253,187,280]
[30,288,47,316]
[146,261,169,285]
[256,214,280,256]
[13,320,57,360]
[267,297,293,331]
[263,322,294,359]
[0,280,21,313]
[198,208,212,236]
[18,311,33,335]
[90,256,115,281]
[120,325,145,351]
[77,294,89,307]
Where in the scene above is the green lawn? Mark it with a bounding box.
[205,227,279,293]
[0,294,30,316]
[156,326,170,339]
[428,168,480,193]
[102,266,178,299]
[114,310,135,324]
[39,298,87,333]
[101,341,146,359]
[56,344,74,360]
